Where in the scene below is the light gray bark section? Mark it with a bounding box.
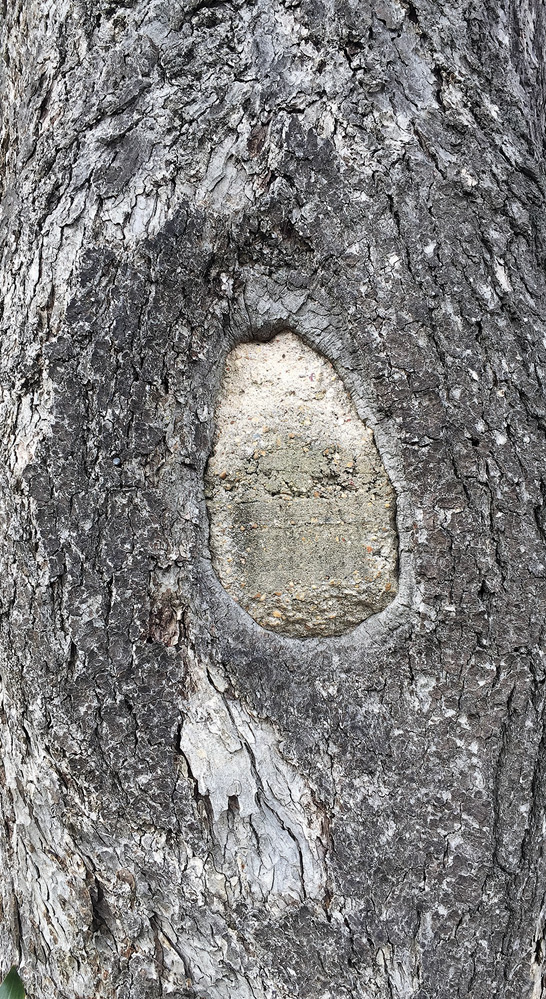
[0,0,545,997]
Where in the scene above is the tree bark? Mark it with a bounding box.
[1,1,546,996]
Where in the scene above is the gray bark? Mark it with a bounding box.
[1,0,546,996]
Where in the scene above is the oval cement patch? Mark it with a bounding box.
[205,332,398,637]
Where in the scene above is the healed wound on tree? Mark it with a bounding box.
[205,332,398,637]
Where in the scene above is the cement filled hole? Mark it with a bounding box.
[205,332,398,637]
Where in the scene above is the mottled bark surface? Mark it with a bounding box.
[0,0,545,996]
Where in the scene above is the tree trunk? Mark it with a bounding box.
[1,1,546,996]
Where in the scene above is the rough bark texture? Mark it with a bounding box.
[1,0,546,997]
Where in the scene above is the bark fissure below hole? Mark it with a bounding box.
[205,332,399,637]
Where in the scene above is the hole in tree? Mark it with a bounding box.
[205,332,399,637]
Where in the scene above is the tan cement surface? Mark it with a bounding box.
[205,333,398,637]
